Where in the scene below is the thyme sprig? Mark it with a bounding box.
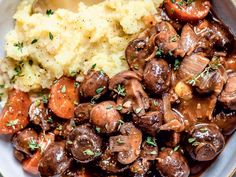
[187,58,221,86]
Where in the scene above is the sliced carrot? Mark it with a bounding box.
[0,90,31,134]
[164,0,211,22]
[23,133,55,175]
[23,151,41,175]
[49,77,79,119]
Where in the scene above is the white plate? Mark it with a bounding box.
[0,1,235,177]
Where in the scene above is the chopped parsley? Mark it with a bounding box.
[117,138,125,144]
[74,82,80,88]
[31,39,38,44]
[35,99,41,107]
[114,84,126,97]
[91,63,96,69]
[95,127,101,133]
[47,117,53,123]
[135,107,142,114]
[173,145,180,152]
[169,35,179,42]
[149,150,157,155]
[49,32,54,40]
[6,119,19,129]
[10,61,25,83]
[116,105,123,111]
[200,127,208,133]
[0,84,4,88]
[61,85,67,93]
[70,71,77,77]
[119,120,125,125]
[46,9,54,16]
[174,59,180,71]
[56,124,63,131]
[188,137,196,143]
[156,48,163,57]
[42,94,49,104]
[67,140,73,145]
[146,136,157,147]
[14,42,23,52]
[83,149,95,156]
[99,70,105,76]
[106,105,113,109]
[96,86,105,94]
[28,139,40,151]
[152,100,158,106]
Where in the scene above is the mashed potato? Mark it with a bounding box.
[1,0,163,92]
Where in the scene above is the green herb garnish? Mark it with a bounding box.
[49,32,54,40]
[14,42,23,52]
[46,9,54,16]
[83,149,95,156]
[61,85,66,93]
[114,84,126,97]
[146,136,157,147]
[96,86,105,94]
[6,119,19,129]
[31,39,38,44]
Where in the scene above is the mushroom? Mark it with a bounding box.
[109,71,150,117]
[12,128,39,156]
[98,148,128,174]
[130,142,158,176]
[212,110,236,135]
[109,123,142,165]
[160,93,189,132]
[125,27,157,75]
[156,148,190,177]
[186,123,225,161]
[79,69,109,101]
[133,111,163,136]
[66,124,102,163]
[143,59,171,95]
[13,149,26,162]
[164,0,211,22]
[155,21,180,57]
[39,141,71,177]
[90,101,122,134]
[74,103,94,125]
[29,100,51,131]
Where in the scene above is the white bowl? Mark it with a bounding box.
[0,1,235,177]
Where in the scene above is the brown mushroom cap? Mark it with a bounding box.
[143,59,171,95]
[109,123,142,165]
[156,148,190,177]
[66,124,102,163]
[186,123,225,161]
[133,111,163,136]
[125,26,157,75]
[74,103,94,124]
[29,100,51,131]
[90,101,122,134]
[12,128,39,156]
[39,141,71,177]
[98,148,128,173]
[130,142,158,175]
[80,69,109,100]
[109,71,150,116]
